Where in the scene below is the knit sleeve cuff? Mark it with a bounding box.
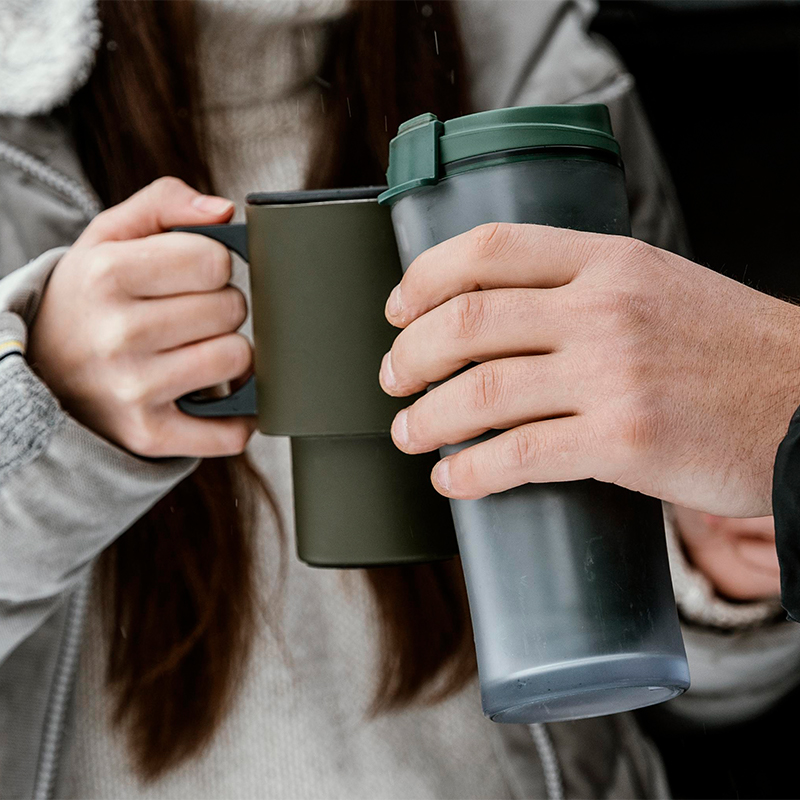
[0,247,69,479]
[0,347,64,485]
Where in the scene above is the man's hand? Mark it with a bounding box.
[380,223,800,517]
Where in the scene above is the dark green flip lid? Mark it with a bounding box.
[378,104,620,205]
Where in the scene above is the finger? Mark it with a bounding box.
[717,515,776,542]
[428,416,599,499]
[151,333,253,403]
[390,356,575,454]
[80,176,235,246]
[120,288,247,352]
[692,543,781,601]
[96,232,232,297]
[381,287,568,396]
[734,538,782,575]
[386,223,613,327]
[148,410,258,458]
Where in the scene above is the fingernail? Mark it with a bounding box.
[432,459,451,493]
[392,408,409,447]
[192,195,235,215]
[380,351,397,390]
[386,285,403,320]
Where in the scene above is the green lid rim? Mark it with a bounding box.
[439,123,620,162]
[379,104,622,206]
[440,104,615,136]
[378,144,622,205]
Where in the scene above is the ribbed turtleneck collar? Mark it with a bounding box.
[194,0,348,204]
[195,0,348,112]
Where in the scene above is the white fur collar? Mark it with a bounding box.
[0,0,100,116]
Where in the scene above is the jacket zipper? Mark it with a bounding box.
[0,137,100,799]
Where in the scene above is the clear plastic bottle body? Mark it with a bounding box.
[390,157,689,723]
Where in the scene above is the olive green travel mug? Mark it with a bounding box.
[176,187,457,567]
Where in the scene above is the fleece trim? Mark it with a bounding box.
[0,0,100,116]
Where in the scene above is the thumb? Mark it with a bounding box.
[79,176,235,246]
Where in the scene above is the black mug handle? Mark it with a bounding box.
[171,224,258,418]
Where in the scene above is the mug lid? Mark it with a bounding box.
[378,104,621,205]
[247,187,385,205]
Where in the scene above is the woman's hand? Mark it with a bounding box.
[380,223,800,518]
[672,507,781,601]
[28,177,256,458]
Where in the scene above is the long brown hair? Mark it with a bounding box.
[69,0,474,781]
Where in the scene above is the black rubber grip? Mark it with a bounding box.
[176,375,257,418]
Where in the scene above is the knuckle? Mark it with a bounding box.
[448,451,479,494]
[86,245,119,283]
[221,288,247,329]
[124,414,162,457]
[446,292,488,340]
[608,394,664,455]
[499,427,536,472]
[151,175,186,197]
[225,334,253,374]
[203,242,232,287]
[586,285,653,339]
[84,209,116,240]
[113,372,153,406]
[466,362,504,413]
[223,424,252,454]
[389,331,410,376]
[96,313,135,359]
[617,236,655,269]
[467,222,516,262]
[405,398,437,448]
[553,227,597,266]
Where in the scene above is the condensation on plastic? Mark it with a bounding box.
[390,157,690,724]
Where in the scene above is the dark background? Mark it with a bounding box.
[592,0,800,299]
[591,4,800,798]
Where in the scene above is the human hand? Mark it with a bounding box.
[672,506,781,601]
[380,223,800,517]
[28,177,256,458]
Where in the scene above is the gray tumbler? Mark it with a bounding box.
[378,105,690,723]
